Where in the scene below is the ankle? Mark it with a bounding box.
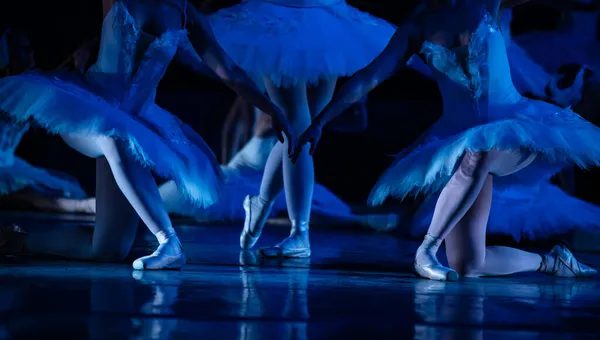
[255,194,271,206]
[155,229,177,244]
[538,253,555,273]
[290,221,309,236]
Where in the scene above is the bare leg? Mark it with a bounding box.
[3,191,96,214]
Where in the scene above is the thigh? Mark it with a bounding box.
[61,134,105,158]
[485,149,537,177]
[263,79,312,133]
[307,78,337,118]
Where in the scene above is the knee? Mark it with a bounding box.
[90,247,130,262]
[448,253,486,277]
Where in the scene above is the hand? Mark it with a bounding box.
[271,109,295,157]
[291,121,322,164]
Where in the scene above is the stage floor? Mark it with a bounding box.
[0,212,599,339]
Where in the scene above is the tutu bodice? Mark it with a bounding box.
[368,13,600,205]
[421,13,523,125]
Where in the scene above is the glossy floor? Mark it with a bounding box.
[1,212,599,339]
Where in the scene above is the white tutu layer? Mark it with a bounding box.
[0,157,86,198]
[368,99,600,205]
[0,3,223,207]
[410,181,600,241]
[0,72,223,206]
[162,167,352,222]
[210,0,396,87]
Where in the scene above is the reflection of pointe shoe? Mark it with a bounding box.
[414,236,459,281]
[260,232,311,258]
[241,195,272,249]
[0,224,28,256]
[239,250,258,266]
[542,244,597,278]
[132,236,186,270]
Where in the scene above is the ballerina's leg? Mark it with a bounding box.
[27,134,185,269]
[444,175,543,277]
[259,81,316,257]
[27,154,139,261]
[415,149,536,280]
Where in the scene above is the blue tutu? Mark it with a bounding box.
[369,13,600,206]
[0,122,86,198]
[210,0,396,87]
[0,3,222,207]
[410,181,600,241]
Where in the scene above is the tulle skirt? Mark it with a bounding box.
[161,167,352,222]
[368,97,600,205]
[0,71,223,207]
[209,0,396,87]
[0,156,86,198]
[410,181,600,241]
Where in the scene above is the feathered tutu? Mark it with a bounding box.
[0,121,86,198]
[0,157,87,198]
[210,0,396,87]
[0,3,223,207]
[369,13,600,206]
[410,181,600,241]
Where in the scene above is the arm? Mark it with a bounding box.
[174,37,222,81]
[184,5,281,119]
[326,96,369,133]
[311,24,418,128]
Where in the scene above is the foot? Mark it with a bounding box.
[540,244,597,278]
[414,236,459,281]
[260,232,311,258]
[132,235,186,270]
[240,195,273,249]
[0,224,27,256]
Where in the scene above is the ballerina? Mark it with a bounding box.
[400,13,600,243]
[160,99,397,231]
[209,0,396,257]
[295,0,599,280]
[0,29,94,214]
[0,0,291,270]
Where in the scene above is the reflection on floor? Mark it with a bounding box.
[0,212,599,339]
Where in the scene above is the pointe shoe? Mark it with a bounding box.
[542,244,597,278]
[132,235,186,270]
[0,224,28,256]
[240,195,272,249]
[413,239,459,281]
[260,223,311,258]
